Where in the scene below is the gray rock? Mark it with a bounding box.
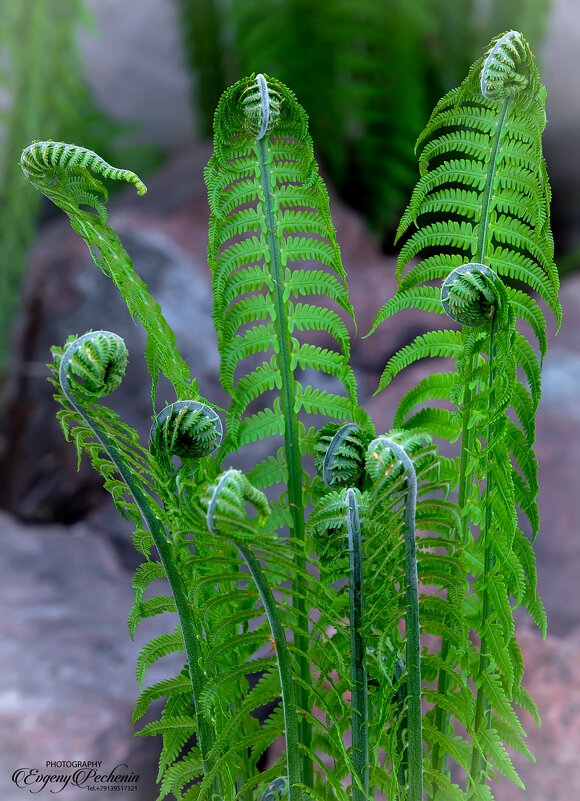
[0,510,183,801]
[491,626,580,800]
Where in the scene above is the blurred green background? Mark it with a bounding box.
[2,0,577,382]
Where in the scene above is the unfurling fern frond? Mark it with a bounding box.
[150,400,223,474]
[206,73,373,785]
[309,428,467,801]
[369,31,554,798]
[51,330,227,798]
[205,71,367,456]
[21,141,194,402]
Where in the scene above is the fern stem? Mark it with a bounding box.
[345,488,369,800]
[432,97,511,793]
[236,542,302,801]
[256,135,312,788]
[476,97,511,264]
[59,351,221,797]
[374,438,423,801]
[469,316,497,790]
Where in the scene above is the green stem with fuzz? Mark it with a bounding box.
[432,96,511,792]
[469,315,497,789]
[256,134,312,787]
[372,437,422,801]
[345,488,369,800]
[59,336,221,796]
[236,542,302,801]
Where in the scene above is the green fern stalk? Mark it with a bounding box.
[345,488,369,801]
[205,71,365,789]
[368,438,422,801]
[205,468,302,800]
[254,80,311,783]
[56,332,221,794]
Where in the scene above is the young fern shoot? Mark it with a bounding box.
[370,29,557,796]
[19,27,556,801]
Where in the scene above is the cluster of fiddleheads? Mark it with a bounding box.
[22,26,556,801]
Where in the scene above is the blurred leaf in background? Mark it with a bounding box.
[0,0,163,383]
[175,0,552,246]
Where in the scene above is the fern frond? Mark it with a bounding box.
[21,141,194,401]
[206,72,363,476]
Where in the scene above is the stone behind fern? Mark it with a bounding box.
[0,509,180,801]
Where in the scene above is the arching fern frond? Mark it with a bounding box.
[21,141,194,402]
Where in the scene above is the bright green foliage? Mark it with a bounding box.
[22,28,555,801]
[177,0,552,241]
[205,72,366,455]
[21,141,193,402]
[370,30,553,796]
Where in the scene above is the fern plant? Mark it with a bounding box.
[19,29,556,801]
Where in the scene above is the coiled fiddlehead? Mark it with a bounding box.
[242,73,282,140]
[313,422,369,489]
[150,400,223,472]
[203,470,301,801]
[441,263,499,327]
[480,30,530,101]
[366,436,422,801]
[261,776,289,801]
[59,330,128,402]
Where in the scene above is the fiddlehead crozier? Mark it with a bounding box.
[480,30,530,101]
[242,73,282,140]
[313,422,369,489]
[150,400,223,472]
[261,776,289,801]
[366,436,422,801]
[204,469,301,801]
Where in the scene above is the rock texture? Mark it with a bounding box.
[491,627,580,800]
[0,510,182,801]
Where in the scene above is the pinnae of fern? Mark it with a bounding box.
[314,421,367,488]
[242,73,281,139]
[440,263,498,327]
[150,400,223,462]
[59,330,128,402]
[480,30,529,100]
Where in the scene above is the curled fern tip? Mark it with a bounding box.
[480,30,531,100]
[441,263,499,326]
[150,400,223,461]
[58,331,128,401]
[242,73,282,139]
